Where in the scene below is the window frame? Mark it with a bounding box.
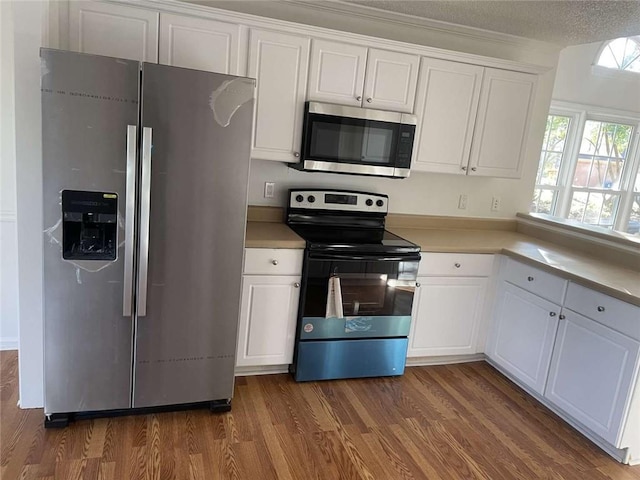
[535,101,640,234]
[594,36,640,73]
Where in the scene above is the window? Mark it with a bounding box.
[531,105,640,235]
[596,36,640,73]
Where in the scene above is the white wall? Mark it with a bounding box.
[0,1,20,351]
[13,0,46,408]
[552,41,640,112]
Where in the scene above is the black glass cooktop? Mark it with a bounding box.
[288,225,420,255]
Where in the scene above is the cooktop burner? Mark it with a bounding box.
[285,188,420,255]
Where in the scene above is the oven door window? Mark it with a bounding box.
[306,115,399,166]
[302,257,418,318]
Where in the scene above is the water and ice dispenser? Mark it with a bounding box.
[62,190,118,261]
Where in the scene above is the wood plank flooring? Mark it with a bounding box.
[2,350,640,479]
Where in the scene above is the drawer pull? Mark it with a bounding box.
[549,312,557,317]
[415,282,421,287]
[559,314,566,320]
[527,276,534,282]
[454,263,461,268]
[271,260,279,265]
[294,282,300,288]
[597,306,605,312]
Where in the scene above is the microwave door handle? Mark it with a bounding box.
[123,125,137,317]
[137,127,152,317]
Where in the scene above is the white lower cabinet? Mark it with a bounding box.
[488,257,640,463]
[545,310,640,447]
[237,249,303,367]
[486,282,560,394]
[236,275,301,366]
[408,253,493,358]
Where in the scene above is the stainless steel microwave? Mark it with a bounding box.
[291,102,417,179]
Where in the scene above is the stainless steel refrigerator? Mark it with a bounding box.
[41,48,255,427]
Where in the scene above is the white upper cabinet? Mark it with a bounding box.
[412,58,483,174]
[248,29,310,162]
[469,68,537,178]
[69,2,159,62]
[307,40,368,106]
[308,40,419,113]
[412,60,537,178]
[363,48,420,113]
[159,14,242,75]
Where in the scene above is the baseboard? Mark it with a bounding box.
[0,337,19,351]
[234,365,290,376]
[405,353,485,367]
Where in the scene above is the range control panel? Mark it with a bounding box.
[289,189,388,214]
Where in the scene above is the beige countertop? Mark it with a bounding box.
[244,219,639,306]
[390,227,640,307]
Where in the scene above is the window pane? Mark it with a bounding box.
[532,114,571,212]
[531,188,556,214]
[597,36,640,72]
[569,191,588,221]
[541,152,562,185]
[628,194,640,235]
[574,120,634,189]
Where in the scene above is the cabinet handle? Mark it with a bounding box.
[549,312,557,317]
[294,282,300,288]
[527,276,534,282]
[454,263,461,268]
[415,282,421,287]
[471,167,477,172]
[293,152,300,158]
[597,306,605,312]
[461,166,467,171]
[366,97,372,103]
[271,260,279,265]
[559,314,566,320]
[356,95,362,102]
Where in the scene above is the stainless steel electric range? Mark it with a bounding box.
[286,189,421,382]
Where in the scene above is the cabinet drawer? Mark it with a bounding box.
[418,253,494,276]
[564,282,640,341]
[502,257,567,304]
[244,248,303,275]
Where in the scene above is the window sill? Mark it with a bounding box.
[517,213,640,250]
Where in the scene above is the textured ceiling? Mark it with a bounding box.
[336,0,640,46]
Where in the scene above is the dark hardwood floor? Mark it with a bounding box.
[2,350,639,479]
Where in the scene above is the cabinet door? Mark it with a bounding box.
[307,39,367,106]
[412,58,483,174]
[408,276,487,357]
[362,49,420,113]
[159,13,242,75]
[468,68,536,178]
[248,29,310,162]
[487,283,560,394]
[236,275,301,366]
[69,1,159,62]
[545,310,640,446]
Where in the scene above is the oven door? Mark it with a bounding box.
[298,252,420,340]
[300,102,415,178]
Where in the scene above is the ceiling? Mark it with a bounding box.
[335,0,640,46]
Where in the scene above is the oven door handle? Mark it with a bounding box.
[308,252,421,262]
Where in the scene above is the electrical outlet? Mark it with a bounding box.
[491,196,501,212]
[458,194,468,210]
[264,182,275,198]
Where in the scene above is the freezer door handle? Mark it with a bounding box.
[137,127,153,317]
[123,125,137,317]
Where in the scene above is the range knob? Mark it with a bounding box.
[307,195,316,203]
[365,198,373,206]
[376,199,384,207]
[295,194,304,202]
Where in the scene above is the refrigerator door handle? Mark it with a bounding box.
[123,125,137,317]
[137,127,153,317]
